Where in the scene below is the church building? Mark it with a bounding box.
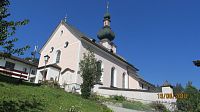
[35,6,155,93]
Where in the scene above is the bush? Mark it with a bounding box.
[150,102,168,112]
[176,84,200,111]
[0,97,44,112]
[110,95,126,102]
[99,104,113,112]
[90,93,101,102]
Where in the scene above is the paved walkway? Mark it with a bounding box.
[106,105,153,112]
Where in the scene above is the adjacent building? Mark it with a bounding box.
[0,54,38,82]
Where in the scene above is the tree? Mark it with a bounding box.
[177,81,200,112]
[155,84,162,92]
[0,0,30,57]
[79,49,102,99]
[173,83,184,94]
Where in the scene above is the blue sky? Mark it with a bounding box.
[8,0,200,88]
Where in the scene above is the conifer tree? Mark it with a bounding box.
[79,49,102,99]
[0,0,30,56]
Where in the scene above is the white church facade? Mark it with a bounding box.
[35,10,155,93]
[34,8,177,110]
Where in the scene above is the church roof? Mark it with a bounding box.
[38,63,61,70]
[0,52,38,67]
[61,20,139,71]
[139,77,155,88]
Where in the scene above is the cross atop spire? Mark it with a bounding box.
[106,1,109,12]
[63,9,68,22]
[64,13,67,22]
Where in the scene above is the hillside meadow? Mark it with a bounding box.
[0,75,112,112]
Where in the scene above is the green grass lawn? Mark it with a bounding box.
[0,80,111,112]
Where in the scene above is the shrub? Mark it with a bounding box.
[150,102,168,112]
[90,93,100,101]
[110,95,126,102]
[176,84,200,111]
[99,104,113,112]
[0,97,44,112]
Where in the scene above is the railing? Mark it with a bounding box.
[0,66,28,80]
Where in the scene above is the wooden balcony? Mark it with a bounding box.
[0,66,28,80]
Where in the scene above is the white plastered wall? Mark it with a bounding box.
[36,22,81,86]
[77,40,139,89]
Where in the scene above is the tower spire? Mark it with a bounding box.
[97,1,115,42]
[103,1,111,27]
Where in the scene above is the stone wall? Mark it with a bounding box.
[93,85,177,111]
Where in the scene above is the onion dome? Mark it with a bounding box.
[97,11,115,41]
[104,12,111,19]
[97,26,115,41]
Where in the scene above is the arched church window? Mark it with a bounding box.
[60,30,63,36]
[50,47,54,53]
[122,73,126,88]
[56,50,61,63]
[64,41,69,48]
[97,60,104,83]
[111,67,115,87]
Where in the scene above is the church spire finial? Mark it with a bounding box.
[106,1,109,12]
[64,14,67,22]
[64,10,68,22]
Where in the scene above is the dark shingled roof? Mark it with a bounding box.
[38,64,61,70]
[138,77,155,88]
[62,20,139,71]
[0,53,38,67]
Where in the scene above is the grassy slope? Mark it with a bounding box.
[0,81,110,112]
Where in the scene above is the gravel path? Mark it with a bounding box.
[106,104,153,112]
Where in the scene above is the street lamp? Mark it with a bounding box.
[43,55,50,81]
[44,55,50,62]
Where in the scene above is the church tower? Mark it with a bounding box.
[97,2,117,53]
